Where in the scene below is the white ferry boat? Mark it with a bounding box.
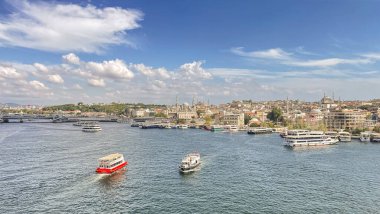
[177,124,189,129]
[325,131,339,140]
[284,130,338,147]
[360,132,371,142]
[96,153,128,174]
[73,121,89,126]
[338,131,351,142]
[371,133,380,142]
[247,127,273,134]
[228,125,239,132]
[82,123,102,132]
[179,152,201,173]
[211,125,224,132]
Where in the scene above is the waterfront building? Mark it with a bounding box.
[176,111,197,120]
[325,109,367,131]
[221,113,245,128]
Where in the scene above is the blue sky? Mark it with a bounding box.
[1,0,380,105]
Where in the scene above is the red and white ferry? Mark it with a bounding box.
[96,153,128,174]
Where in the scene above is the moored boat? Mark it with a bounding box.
[96,153,128,174]
[247,127,273,134]
[177,124,189,129]
[284,130,338,147]
[179,152,201,173]
[211,125,224,132]
[360,131,371,142]
[338,131,351,142]
[371,133,380,143]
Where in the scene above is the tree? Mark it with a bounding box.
[244,114,252,125]
[267,107,283,122]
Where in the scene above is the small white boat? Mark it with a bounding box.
[338,131,351,142]
[73,121,89,126]
[82,123,102,132]
[360,132,371,142]
[371,133,380,143]
[247,127,273,134]
[179,153,201,173]
[225,125,239,132]
[177,124,189,129]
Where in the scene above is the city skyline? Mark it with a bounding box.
[1,0,380,105]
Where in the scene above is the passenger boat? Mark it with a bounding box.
[82,123,102,132]
[325,131,339,140]
[338,131,351,142]
[73,121,88,126]
[131,123,140,127]
[284,130,338,147]
[177,124,189,129]
[179,152,201,173]
[371,133,380,143]
[247,127,273,134]
[211,125,224,132]
[360,132,371,142]
[228,125,239,132]
[96,153,128,174]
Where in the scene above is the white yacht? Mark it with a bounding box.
[338,131,351,142]
[177,124,189,129]
[179,153,201,173]
[360,132,371,142]
[284,130,338,147]
[325,131,339,140]
[82,123,102,132]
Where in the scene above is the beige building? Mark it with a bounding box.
[221,113,245,128]
[325,109,367,130]
[177,111,197,120]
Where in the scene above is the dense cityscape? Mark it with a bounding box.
[2,95,380,134]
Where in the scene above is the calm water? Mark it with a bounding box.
[1,123,380,213]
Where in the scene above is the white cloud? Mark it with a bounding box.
[29,80,48,90]
[179,61,212,79]
[0,1,143,53]
[88,78,105,87]
[86,59,134,80]
[62,53,80,64]
[33,63,49,73]
[131,63,171,79]
[72,84,83,90]
[231,47,292,60]
[47,74,64,84]
[284,58,372,67]
[0,65,23,79]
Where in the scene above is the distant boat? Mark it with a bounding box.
[360,132,371,142]
[225,125,239,132]
[96,153,128,174]
[82,123,102,132]
[177,124,189,129]
[211,125,224,132]
[338,131,351,142]
[247,127,273,134]
[73,121,88,126]
[371,133,380,143]
[179,152,201,173]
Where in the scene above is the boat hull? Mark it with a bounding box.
[96,161,128,174]
[179,162,201,173]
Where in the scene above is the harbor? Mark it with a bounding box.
[2,122,380,213]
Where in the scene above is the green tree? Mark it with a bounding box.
[267,107,283,122]
[244,114,252,125]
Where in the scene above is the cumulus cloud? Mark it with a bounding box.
[131,63,171,79]
[86,59,134,80]
[33,63,49,73]
[0,65,23,79]
[29,80,48,90]
[179,61,212,79]
[47,74,64,84]
[88,78,106,87]
[0,1,143,53]
[62,53,80,64]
